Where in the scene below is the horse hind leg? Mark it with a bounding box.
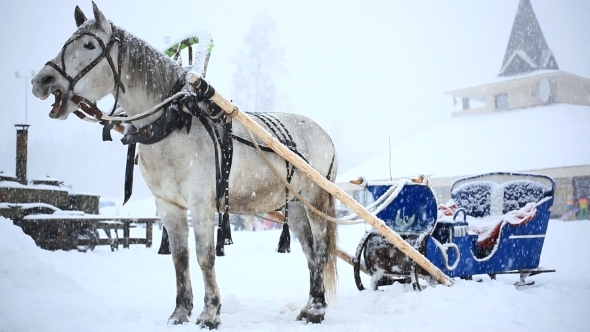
[289,193,338,323]
[284,201,314,321]
[154,198,193,324]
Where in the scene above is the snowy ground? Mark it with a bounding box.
[1,216,589,332]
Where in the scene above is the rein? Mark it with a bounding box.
[71,91,190,124]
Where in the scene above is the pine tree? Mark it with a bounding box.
[232,14,287,112]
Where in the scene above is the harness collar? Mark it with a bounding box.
[120,77,189,144]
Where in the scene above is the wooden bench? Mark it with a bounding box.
[19,215,159,251]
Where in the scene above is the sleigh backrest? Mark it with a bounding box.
[451,172,555,218]
[366,182,438,234]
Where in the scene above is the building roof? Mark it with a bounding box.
[337,104,590,184]
[499,0,558,76]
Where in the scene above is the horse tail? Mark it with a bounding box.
[324,193,339,304]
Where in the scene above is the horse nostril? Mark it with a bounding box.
[39,75,55,85]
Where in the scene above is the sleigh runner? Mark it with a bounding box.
[351,172,556,290]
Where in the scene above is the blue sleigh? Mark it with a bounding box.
[353,172,556,290]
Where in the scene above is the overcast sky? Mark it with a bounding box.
[1,0,589,201]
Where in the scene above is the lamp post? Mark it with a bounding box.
[14,70,36,124]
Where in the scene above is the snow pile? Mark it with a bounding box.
[0,220,121,332]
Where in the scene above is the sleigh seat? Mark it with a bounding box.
[440,173,554,257]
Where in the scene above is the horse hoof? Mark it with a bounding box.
[305,304,325,324]
[306,313,325,324]
[196,317,221,330]
[168,307,191,325]
[296,308,324,324]
[168,315,190,325]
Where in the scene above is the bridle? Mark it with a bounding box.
[45,23,192,129]
[45,23,125,118]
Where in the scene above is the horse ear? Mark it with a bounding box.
[74,6,87,27]
[92,1,111,34]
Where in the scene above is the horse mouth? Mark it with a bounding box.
[49,89,63,117]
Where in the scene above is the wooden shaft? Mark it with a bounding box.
[191,76,452,286]
[336,247,369,275]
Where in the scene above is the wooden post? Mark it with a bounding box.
[123,221,130,249]
[57,220,68,250]
[187,73,452,286]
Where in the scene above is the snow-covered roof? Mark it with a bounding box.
[0,180,27,189]
[337,103,590,183]
[0,202,61,211]
[445,70,588,97]
[0,180,70,192]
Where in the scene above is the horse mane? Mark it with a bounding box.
[77,21,184,99]
[118,27,184,99]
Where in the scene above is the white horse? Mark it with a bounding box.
[32,3,338,328]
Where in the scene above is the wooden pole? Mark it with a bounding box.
[336,248,369,275]
[187,73,452,286]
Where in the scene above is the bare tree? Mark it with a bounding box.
[232,14,287,112]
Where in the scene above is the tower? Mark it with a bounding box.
[499,0,558,76]
[445,0,590,116]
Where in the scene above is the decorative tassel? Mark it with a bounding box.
[276,223,291,253]
[157,226,171,255]
[222,212,233,245]
[216,227,225,256]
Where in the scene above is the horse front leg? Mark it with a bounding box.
[189,205,221,329]
[155,198,193,324]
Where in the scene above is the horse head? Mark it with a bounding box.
[32,2,120,120]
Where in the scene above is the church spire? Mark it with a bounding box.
[498,0,558,76]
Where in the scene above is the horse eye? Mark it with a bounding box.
[83,41,96,50]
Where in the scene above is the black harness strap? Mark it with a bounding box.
[124,143,136,204]
[250,112,299,253]
[254,113,297,178]
[229,132,308,162]
[220,117,234,249]
[181,97,235,256]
